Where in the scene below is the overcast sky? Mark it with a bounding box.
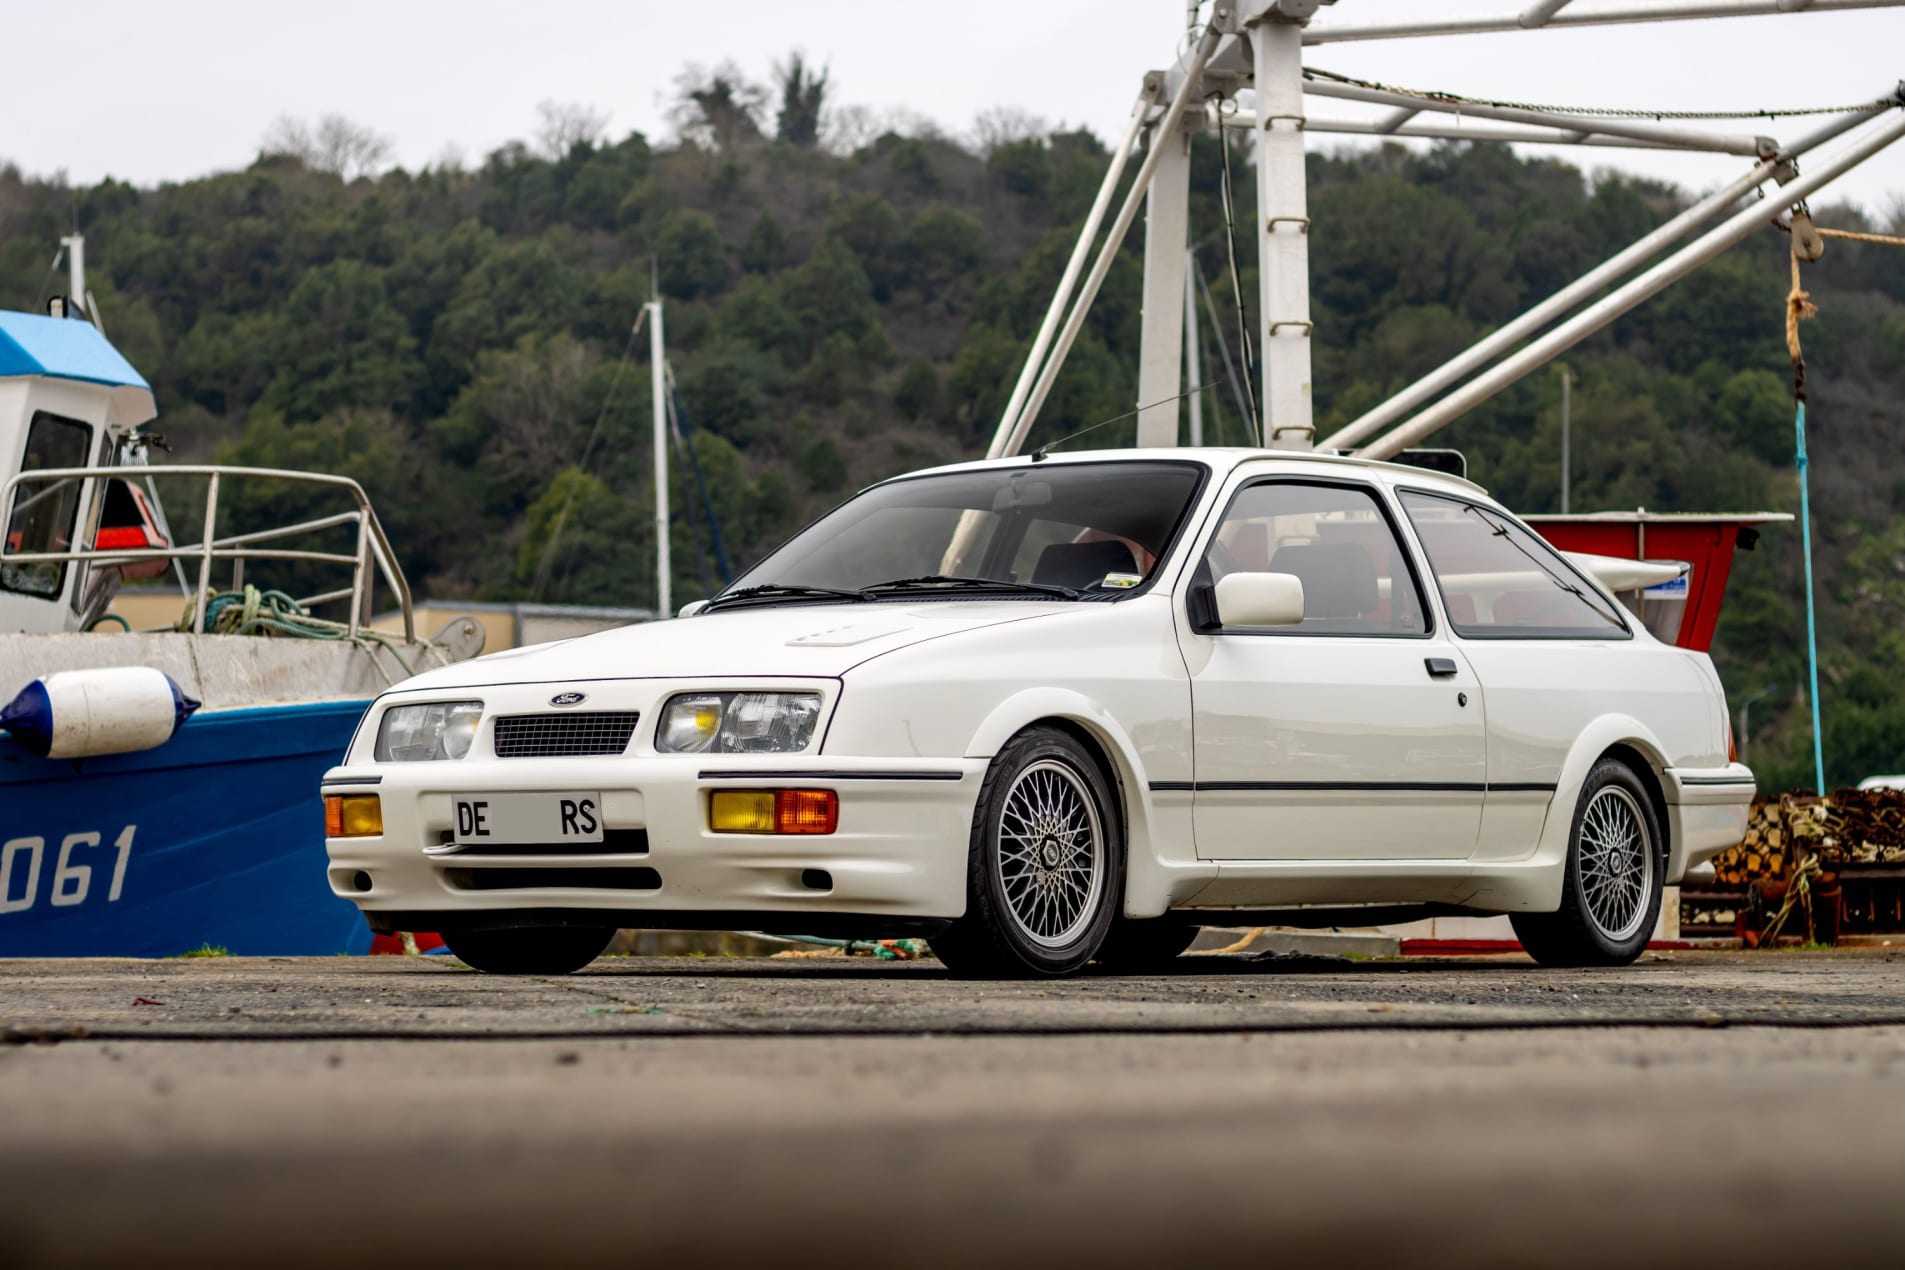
[5,0,1902,215]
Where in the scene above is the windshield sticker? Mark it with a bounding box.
[1100,573,1142,589]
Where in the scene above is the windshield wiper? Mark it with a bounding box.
[863,574,1082,600]
[704,583,875,611]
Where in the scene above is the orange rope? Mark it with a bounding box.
[1816,226,1905,247]
[1786,252,1817,368]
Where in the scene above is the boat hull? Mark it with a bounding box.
[0,699,374,956]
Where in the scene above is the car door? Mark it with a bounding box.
[1178,475,1486,861]
[1393,487,1647,860]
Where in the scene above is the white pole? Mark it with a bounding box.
[1319,103,1884,452]
[1185,249,1204,447]
[1305,0,1905,43]
[648,299,671,618]
[1252,14,1313,448]
[1559,366,1571,514]
[60,235,85,307]
[987,93,1154,459]
[1520,0,1577,24]
[996,23,1222,458]
[1137,121,1192,446]
[1302,79,1768,156]
[1358,109,1905,460]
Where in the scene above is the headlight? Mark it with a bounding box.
[656,691,821,754]
[375,701,483,761]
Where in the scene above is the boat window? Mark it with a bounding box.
[718,460,1205,602]
[1399,488,1630,639]
[3,412,93,600]
[1201,479,1429,636]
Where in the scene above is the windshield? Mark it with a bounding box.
[716,461,1206,606]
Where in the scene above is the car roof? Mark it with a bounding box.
[897,447,1490,498]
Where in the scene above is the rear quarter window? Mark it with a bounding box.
[1399,488,1630,640]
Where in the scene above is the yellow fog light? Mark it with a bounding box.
[709,790,776,833]
[324,794,384,838]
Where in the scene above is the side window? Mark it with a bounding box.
[3,412,93,599]
[1202,480,1428,636]
[1398,489,1630,639]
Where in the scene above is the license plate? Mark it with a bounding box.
[452,792,604,846]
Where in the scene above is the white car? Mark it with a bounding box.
[322,448,1753,977]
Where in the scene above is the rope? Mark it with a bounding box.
[1785,242,1825,795]
[1816,227,1905,247]
[1211,102,1261,441]
[178,584,417,679]
[529,316,644,602]
[1304,67,1898,123]
[1761,854,1823,944]
[749,932,932,960]
[1776,216,1904,793]
[1786,253,1817,372]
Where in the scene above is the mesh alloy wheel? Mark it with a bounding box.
[1577,784,1652,944]
[1511,758,1664,969]
[995,758,1107,949]
[930,726,1123,978]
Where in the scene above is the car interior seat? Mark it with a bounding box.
[1032,540,1139,591]
[1267,541,1378,620]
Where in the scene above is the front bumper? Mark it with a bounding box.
[322,755,986,931]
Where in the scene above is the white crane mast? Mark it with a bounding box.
[986,0,1905,458]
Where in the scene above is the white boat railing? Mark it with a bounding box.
[0,464,416,642]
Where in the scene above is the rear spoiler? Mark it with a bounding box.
[1563,552,1687,594]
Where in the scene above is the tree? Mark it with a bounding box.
[259,114,392,180]
[741,212,789,274]
[904,205,988,288]
[971,107,1047,156]
[773,53,830,148]
[535,101,610,159]
[656,210,728,299]
[259,261,423,421]
[895,360,941,420]
[669,62,768,150]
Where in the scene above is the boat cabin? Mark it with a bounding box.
[0,307,170,635]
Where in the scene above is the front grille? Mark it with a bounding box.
[493,711,641,758]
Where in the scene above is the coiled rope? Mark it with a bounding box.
[178,584,418,680]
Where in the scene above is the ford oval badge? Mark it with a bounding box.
[549,691,588,708]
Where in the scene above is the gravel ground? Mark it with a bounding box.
[3,949,1903,1268]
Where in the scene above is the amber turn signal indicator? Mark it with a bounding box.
[324,794,383,838]
[708,789,838,835]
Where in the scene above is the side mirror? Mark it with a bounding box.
[676,599,710,619]
[1214,571,1305,628]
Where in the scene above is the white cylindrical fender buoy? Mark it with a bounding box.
[0,667,201,759]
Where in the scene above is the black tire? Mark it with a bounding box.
[443,924,616,975]
[1093,918,1198,973]
[930,726,1123,978]
[1512,758,1664,968]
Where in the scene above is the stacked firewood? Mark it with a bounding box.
[1706,789,1905,886]
[1708,798,1789,887]
[1781,788,1905,867]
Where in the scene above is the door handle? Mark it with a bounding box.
[1425,657,1458,679]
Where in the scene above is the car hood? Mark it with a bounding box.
[385,601,1074,693]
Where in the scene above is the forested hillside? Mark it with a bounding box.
[3,70,1904,790]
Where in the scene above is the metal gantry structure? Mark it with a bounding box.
[987,0,1905,460]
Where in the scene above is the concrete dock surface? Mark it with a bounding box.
[3,948,1903,1268]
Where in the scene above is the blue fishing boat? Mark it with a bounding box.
[0,244,478,956]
